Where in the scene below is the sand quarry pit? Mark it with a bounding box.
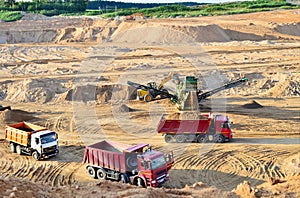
[0,9,299,197]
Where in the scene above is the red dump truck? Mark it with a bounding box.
[5,121,59,160]
[83,140,174,187]
[157,113,232,143]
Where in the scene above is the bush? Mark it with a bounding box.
[0,11,23,22]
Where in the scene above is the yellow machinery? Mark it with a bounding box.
[128,73,175,102]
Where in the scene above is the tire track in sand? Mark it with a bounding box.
[0,139,84,187]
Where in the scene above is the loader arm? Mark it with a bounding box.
[127,81,149,90]
[197,78,248,102]
[158,72,174,90]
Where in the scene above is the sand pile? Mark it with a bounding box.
[177,25,231,42]
[1,79,68,104]
[242,100,264,109]
[117,104,137,113]
[164,112,208,120]
[62,84,136,104]
[112,23,270,44]
[275,22,300,36]
[21,13,49,21]
[111,25,195,44]
[1,29,57,44]
[0,109,36,124]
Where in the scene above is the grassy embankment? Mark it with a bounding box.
[0,0,299,22]
[98,0,299,18]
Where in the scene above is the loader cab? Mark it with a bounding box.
[147,82,157,89]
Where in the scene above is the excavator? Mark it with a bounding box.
[125,13,145,21]
[127,72,176,102]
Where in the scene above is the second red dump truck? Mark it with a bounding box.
[83,140,174,187]
[157,113,233,143]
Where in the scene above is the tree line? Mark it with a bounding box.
[0,0,88,15]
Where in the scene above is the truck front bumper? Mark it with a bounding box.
[41,149,59,158]
[149,174,169,187]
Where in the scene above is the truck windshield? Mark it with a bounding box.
[41,133,56,144]
[150,156,166,170]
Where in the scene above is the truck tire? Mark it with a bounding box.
[10,143,15,153]
[126,156,138,169]
[144,94,153,102]
[32,151,40,161]
[175,135,185,143]
[197,135,206,143]
[16,145,22,155]
[215,134,225,143]
[96,168,106,180]
[86,166,96,179]
[137,177,145,188]
[164,134,173,143]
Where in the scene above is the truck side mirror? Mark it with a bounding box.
[35,138,39,144]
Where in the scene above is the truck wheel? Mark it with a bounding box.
[32,151,40,161]
[137,177,145,188]
[197,135,206,143]
[126,156,138,169]
[16,145,22,155]
[215,134,225,143]
[10,143,15,153]
[144,94,153,102]
[164,135,173,143]
[97,168,106,180]
[175,135,185,143]
[86,166,96,179]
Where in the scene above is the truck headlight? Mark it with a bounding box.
[151,180,156,184]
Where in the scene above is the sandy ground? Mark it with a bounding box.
[0,9,299,197]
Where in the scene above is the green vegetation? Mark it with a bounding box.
[99,0,299,18]
[0,0,298,22]
[0,11,23,22]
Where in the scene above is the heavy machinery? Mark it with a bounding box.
[5,121,59,160]
[128,74,248,110]
[157,112,232,143]
[0,104,11,111]
[127,73,177,102]
[125,13,145,20]
[174,76,248,110]
[83,140,174,187]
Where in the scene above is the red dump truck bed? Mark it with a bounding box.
[5,121,47,146]
[83,140,148,172]
[157,119,211,134]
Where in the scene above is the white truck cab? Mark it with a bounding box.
[31,130,59,160]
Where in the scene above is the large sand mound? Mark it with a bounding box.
[0,109,36,124]
[111,24,268,44]
[275,22,300,36]
[112,25,195,44]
